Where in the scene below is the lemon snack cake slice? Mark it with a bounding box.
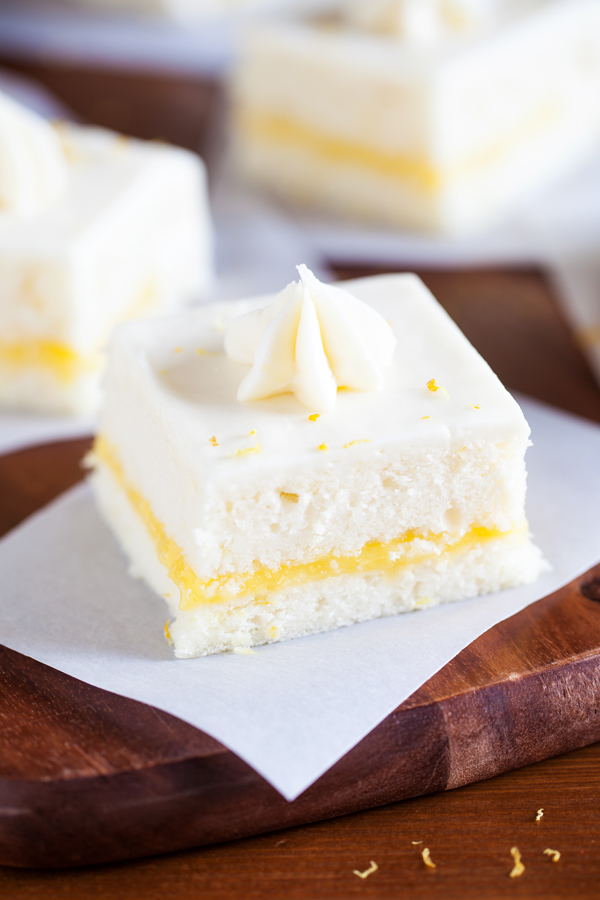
[89,266,544,657]
[0,90,213,415]
[231,0,600,234]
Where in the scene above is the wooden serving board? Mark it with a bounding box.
[1,267,600,870]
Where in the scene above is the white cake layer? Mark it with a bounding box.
[231,0,600,233]
[0,123,213,415]
[92,454,544,657]
[95,273,535,587]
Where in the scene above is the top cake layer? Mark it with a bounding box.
[104,272,528,472]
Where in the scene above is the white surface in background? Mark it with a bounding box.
[0,1,334,77]
[552,261,600,390]
[0,414,95,457]
[0,396,599,801]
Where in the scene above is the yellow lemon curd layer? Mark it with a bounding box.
[0,339,93,384]
[94,436,525,611]
[1,279,159,385]
[237,101,561,193]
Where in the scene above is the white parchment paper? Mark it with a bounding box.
[1,396,600,800]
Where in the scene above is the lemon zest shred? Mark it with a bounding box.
[230,444,262,458]
[318,442,329,451]
[308,413,320,422]
[344,439,371,448]
[509,847,525,878]
[421,848,436,869]
[209,436,218,447]
[421,416,431,420]
[427,378,449,397]
[163,621,172,645]
[353,861,378,880]
[543,848,560,862]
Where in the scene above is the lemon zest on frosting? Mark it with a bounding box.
[230,444,262,458]
[318,442,329,451]
[308,414,320,422]
[427,378,448,396]
[344,439,371,448]
[164,621,172,645]
[209,436,218,446]
[92,437,527,612]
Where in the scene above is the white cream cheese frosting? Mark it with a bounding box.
[224,264,397,413]
[0,90,68,217]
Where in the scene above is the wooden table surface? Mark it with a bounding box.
[1,57,600,898]
[1,267,600,898]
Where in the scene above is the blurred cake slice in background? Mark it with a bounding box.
[231,0,600,234]
[0,90,213,416]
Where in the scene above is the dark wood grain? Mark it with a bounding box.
[1,268,600,895]
[1,61,220,155]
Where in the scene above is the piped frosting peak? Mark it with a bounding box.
[0,90,68,217]
[224,265,397,413]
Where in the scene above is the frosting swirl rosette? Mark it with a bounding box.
[225,264,397,413]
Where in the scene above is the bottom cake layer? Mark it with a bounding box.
[91,455,546,659]
[0,355,101,416]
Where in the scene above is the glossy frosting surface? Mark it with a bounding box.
[112,272,529,482]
